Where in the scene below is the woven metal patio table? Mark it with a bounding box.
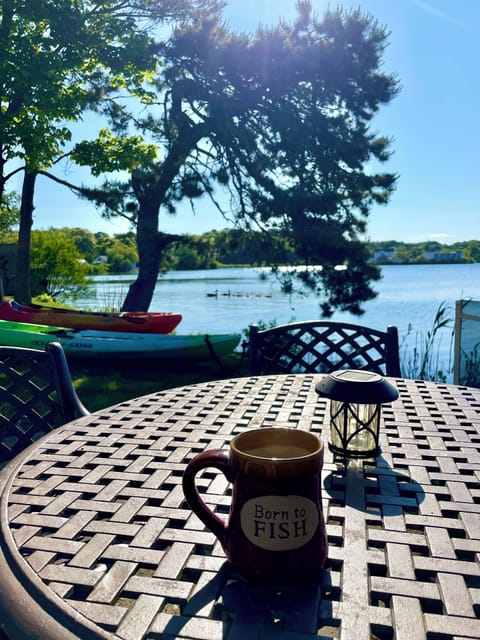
[0,374,479,640]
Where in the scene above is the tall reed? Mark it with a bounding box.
[400,301,454,382]
[93,285,128,313]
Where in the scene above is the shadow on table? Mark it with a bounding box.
[162,562,335,639]
[218,572,335,637]
[323,453,426,513]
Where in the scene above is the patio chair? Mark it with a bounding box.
[0,342,89,464]
[249,320,401,377]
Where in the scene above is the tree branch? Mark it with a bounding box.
[37,170,134,222]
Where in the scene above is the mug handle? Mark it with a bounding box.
[182,449,233,546]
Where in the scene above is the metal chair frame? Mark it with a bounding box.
[249,320,401,377]
[0,342,89,464]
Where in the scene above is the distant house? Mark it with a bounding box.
[423,251,464,263]
[373,250,396,263]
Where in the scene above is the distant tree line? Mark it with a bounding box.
[77,230,480,269]
[3,227,477,301]
[168,235,480,268]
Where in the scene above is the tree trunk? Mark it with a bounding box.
[15,168,37,304]
[120,125,205,312]
[121,200,163,311]
[0,150,6,204]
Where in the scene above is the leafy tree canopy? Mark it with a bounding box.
[1,0,222,303]
[74,2,399,315]
[0,0,161,176]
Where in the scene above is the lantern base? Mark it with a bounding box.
[328,442,380,460]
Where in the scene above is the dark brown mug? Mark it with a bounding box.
[182,427,327,585]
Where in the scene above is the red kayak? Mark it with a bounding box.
[0,300,182,334]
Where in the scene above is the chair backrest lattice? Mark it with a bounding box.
[249,321,401,377]
[0,342,89,463]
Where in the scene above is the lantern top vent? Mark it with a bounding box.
[315,369,399,404]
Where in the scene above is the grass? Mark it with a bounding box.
[69,351,249,412]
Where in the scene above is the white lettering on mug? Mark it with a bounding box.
[240,495,319,551]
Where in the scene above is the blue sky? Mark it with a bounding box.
[28,0,479,243]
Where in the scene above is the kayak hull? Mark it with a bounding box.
[0,300,182,334]
[0,320,241,360]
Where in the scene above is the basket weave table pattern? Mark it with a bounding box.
[0,375,479,639]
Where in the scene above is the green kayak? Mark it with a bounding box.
[0,319,241,361]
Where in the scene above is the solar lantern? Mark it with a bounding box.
[315,370,398,460]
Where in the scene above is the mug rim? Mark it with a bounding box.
[231,427,323,462]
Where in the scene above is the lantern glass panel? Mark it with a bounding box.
[330,400,380,456]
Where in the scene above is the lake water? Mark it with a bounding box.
[70,263,480,379]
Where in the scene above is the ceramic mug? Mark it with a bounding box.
[182,427,327,585]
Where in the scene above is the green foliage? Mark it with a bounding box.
[0,192,20,241]
[30,229,91,301]
[463,240,480,263]
[171,244,218,270]
[72,129,157,177]
[0,2,87,169]
[93,232,114,255]
[57,227,97,262]
[105,237,138,273]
